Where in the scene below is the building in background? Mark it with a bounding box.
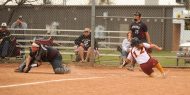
[0,0,179,5]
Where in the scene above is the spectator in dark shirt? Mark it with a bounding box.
[74,28,98,62]
[0,22,11,59]
[0,22,10,39]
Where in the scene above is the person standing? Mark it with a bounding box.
[11,15,27,59]
[11,15,27,32]
[129,12,151,44]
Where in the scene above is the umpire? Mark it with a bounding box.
[15,42,70,74]
[129,11,151,43]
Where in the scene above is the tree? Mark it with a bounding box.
[0,0,40,25]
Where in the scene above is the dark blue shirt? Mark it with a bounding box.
[130,21,148,42]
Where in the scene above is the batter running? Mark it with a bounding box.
[126,37,166,78]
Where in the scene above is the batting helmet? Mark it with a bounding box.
[131,37,142,47]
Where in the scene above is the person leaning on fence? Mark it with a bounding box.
[0,23,11,59]
[125,37,166,78]
[74,28,98,62]
[14,42,70,74]
[11,15,28,59]
[11,16,27,30]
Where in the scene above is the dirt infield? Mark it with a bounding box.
[0,63,190,95]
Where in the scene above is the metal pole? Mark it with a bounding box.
[161,7,165,49]
[90,0,96,66]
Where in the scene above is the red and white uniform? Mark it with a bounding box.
[127,43,150,64]
[127,43,159,75]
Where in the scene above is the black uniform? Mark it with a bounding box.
[0,30,10,39]
[0,30,11,58]
[17,46,70,74]
[74,33,98,50]
[130,21,148,42]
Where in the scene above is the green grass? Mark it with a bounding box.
[151,50,176,56]
[151,51,190,67]
[62,50,190,67]
[152,50,177,66]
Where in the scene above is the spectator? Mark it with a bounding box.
[11,15,27,30]
[0,22,10,39]
[120,32,132,67]
[0,22,11,59]
[11,15,27,59]
[74,28,98,62]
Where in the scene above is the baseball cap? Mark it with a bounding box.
[134,12,141,17]
[1,22,7,27]
[18,15,23,19]
[83,28,90,32]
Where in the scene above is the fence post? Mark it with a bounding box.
[90,0,96,66]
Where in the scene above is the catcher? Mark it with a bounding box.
[15,42,70,74]
[126,37,166,78]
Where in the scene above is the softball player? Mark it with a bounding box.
[15,42,70,74]
[126,37,166,78]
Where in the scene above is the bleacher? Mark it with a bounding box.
[8,28,127,62]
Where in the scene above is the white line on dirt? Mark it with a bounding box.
[0,77,105,89]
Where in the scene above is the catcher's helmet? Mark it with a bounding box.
[131,37,142,47]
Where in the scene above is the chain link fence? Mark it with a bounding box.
[0,0,190,67]
[0,5,176,48]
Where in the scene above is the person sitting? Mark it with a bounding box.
[120,32,132,65]
[14,42,70,74]
[74,28,98,62]
[0,22,21,59]
[0,22,10,39]
[118,32,136,71]
[0,22,11,59]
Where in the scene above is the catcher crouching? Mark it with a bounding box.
[15,42,70,74]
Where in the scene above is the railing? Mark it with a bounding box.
[8,29,125,62]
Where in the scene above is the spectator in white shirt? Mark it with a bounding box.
[121,32,132,66]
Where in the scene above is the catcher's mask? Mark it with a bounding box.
[131,37,142,47]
